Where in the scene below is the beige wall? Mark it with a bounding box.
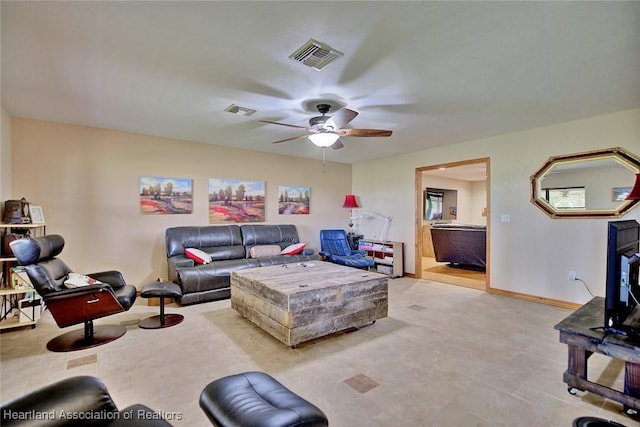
[7,109,640,305]
[471,181,487,225]
[422,176,487,226]
[1,108,11,207]
[353,108,640,304]
[10,118,352,288]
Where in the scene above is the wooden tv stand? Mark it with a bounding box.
[555,297,640,415]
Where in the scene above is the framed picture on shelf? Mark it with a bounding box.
[29,206,45,223]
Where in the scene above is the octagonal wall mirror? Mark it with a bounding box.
[530,147,640,218]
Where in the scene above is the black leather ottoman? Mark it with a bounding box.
[139,281,183,329]
[573,417,627,426]
[199,371,328,427]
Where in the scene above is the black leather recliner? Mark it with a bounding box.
[0,376,173,427]
[10,235,137,352]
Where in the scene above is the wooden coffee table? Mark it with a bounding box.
[231,261,388,347]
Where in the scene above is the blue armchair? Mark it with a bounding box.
[319,229,374,269]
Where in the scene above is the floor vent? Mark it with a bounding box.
[289,39,343,71]
[224,104,256,116]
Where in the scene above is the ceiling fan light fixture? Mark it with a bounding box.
[308,133,339,147]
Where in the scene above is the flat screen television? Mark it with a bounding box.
[605,220,640,337]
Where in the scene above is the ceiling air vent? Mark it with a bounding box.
[224,104,256,117]
[289,39,343,71]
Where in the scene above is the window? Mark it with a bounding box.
[543,187,586,210]
[425,190,444,220]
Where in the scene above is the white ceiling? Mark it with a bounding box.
[2,1,639,164]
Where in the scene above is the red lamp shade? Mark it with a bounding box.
[626,174,640,200]
[342,194,359,208]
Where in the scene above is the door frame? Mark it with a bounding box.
[415,157,490,290]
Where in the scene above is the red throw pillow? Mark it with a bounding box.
[281,243,306,255]
[185,248,212,264]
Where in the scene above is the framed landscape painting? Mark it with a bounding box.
[209,178,265,223]
[140,177,192,214]
[278,185,310,215]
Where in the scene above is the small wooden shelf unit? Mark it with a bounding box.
[0,223,46,330]
[358,238,404,278]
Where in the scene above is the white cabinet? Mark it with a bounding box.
[358,239,404,278]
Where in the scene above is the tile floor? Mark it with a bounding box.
[0,278,637,426]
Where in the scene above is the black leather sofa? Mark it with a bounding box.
[0,376,173,427]
[430,224,486,271]
[165,224,319,305]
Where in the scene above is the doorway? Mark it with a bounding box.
[415,158,490,291]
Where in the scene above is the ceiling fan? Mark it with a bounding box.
[260,104,392,149]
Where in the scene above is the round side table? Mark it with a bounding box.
[139,281,183,329]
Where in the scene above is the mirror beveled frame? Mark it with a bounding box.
[530,147,640,219]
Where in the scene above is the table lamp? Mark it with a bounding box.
[626,173,640,200]
[342,194,359,233]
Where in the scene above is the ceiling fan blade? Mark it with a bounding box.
[325,108,358,130]
[340,128,393,137]
[271,135,309,144]
[260,120,308,130]
[330,139,344,150]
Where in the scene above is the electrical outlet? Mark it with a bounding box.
[568,271,577,281]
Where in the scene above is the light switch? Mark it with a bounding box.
[501,214,510,223]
